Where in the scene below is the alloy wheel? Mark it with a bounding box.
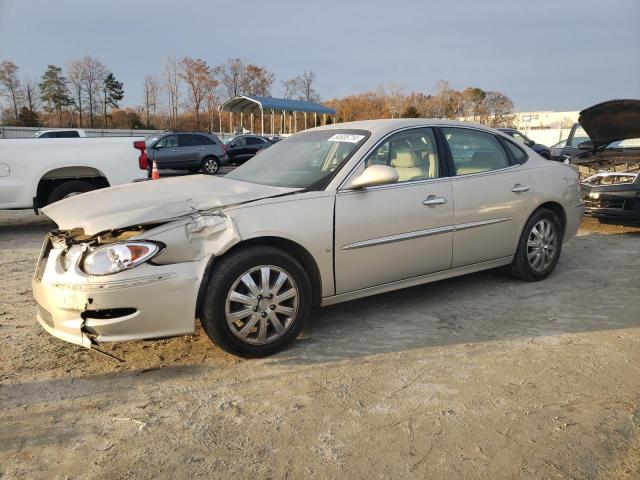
[225,265,299,345]
[203,158,219,174]
[526,218,557,272]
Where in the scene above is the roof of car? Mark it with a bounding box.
[307,118,505,136]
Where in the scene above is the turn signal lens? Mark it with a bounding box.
[83,242,161,276]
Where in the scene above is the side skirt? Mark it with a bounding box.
[321,256,513,307]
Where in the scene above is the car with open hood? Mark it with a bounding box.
[33,119,584,357]
[571,99,640,225]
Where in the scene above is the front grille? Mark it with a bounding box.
[584,198,626,210]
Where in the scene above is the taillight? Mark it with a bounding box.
[221,143,227,155]
[133,140,148,170]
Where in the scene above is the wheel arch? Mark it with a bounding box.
[518,200,567,245]
[36,166,110,208]
[196,235,324,319]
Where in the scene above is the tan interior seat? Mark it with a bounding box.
[390,146,427,182]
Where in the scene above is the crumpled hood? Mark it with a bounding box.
[42,175,300,235]
[579,99,640,147]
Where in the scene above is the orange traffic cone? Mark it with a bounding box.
[151,160,160,180]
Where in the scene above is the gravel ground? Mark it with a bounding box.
[1,210,639,479]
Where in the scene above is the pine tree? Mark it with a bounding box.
[102,72,124,128]
[39,65,72,125]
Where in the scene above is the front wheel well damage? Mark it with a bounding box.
[195,236,323,319]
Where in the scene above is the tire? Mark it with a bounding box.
[201,156,220,175]
[510,208,563,281]
[47,180,96,205]
[200,246,312,358]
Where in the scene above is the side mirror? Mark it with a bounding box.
[578,140,594,150]
[525,139,535,147]
[154,144,163,149]
[348,165,399,189]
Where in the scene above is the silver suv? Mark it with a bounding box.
[145,132,229,174]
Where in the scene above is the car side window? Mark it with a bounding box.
[157,135,178,148]
[442,128,510,176]
[502,139,528,164]
[511,132,527,145]
[364,128,440,183]
[180,134,208,147]
[246,137,263,145]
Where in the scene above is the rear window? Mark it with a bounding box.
[501,138,528,164]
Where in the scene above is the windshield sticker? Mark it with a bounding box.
[327,133,365,143]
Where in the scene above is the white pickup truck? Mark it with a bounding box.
[0,137,147,210]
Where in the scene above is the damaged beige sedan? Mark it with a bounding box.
[34,120,584,357]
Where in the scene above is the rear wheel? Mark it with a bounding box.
[200,246,311,357]
[47,180,96,205]
[201,156,220,175]
[510,208,562,281]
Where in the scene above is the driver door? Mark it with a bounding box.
[334,127,454,294]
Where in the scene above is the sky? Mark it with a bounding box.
[0,0,638,112]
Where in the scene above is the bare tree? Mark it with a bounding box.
[281,78,297,99]
[21,77,41,125]
[282,70,320,102]
[78,56,107,128]
[180,57,212,129]
[68,59,85,127]
[164,57,182,130]
[0,61,23,122]
[378,83,405,118]
[204,74,220,132]
[216,58,274,99]
[142,76,159,127]
[244,64,274,96]
[217,58,246,99]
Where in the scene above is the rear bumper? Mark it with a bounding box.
[33,246,202,347]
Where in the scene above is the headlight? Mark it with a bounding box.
[82,241,162,276]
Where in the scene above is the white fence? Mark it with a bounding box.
[0,126,164,139]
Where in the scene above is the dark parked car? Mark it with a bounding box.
[573,99,640,225]
[225,135,273,164]
[497,128,551,159]
[143,132,229,175]
[549,123,592,161]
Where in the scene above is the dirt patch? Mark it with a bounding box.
[1,211,639,479]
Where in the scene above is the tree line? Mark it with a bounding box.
[0,57,516,132]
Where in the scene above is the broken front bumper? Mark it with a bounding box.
[33,243,203,348]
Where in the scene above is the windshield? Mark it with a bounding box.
[605,138,640,149]
[225,129,370,188]
[568,126,590,147]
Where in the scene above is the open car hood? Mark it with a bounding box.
[579,99,640,147]
[42,175,300,235]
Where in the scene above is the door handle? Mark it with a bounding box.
[198,147,204,150]
[171,149,178,152]
[423,196,447,206]
[511,184,530,193]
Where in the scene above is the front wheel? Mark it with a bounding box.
[201,156,220,175]
[200,246,311,357]
[47,180,97,205]
[510,208,563,281]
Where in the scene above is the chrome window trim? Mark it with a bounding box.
[340,217,513,250]
[448,163,522,180]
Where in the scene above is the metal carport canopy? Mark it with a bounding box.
[220,95,335,115]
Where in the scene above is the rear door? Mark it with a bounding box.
[179,134,208,168]
[441,127,533,268]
